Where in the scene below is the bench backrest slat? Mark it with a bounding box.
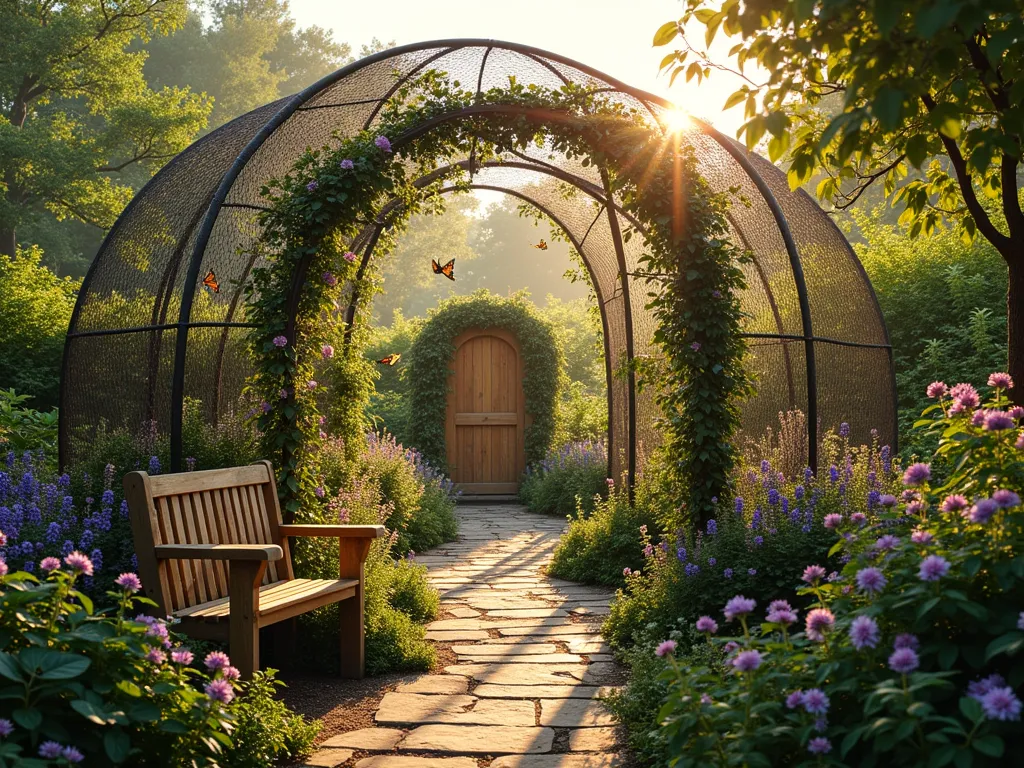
[124,461,293,614]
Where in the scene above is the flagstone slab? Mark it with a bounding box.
[453,643,558,656]
[569,606,611,616]
[399,725,555,754]
[446,664,588,685]
[355,757,479,768]
[486,609,570,619]
[568,727,620,752]
[396,675,470,694]
[489,755,624,768]
[426,630,491,642]
[376,692,536,726]
[473,684,613,699]
[446,607,482,618]
[580,663,622,685]
[566,639,613,654]
[428,618,570,631]
[322,728,405,750]
[539,699,616,727]
[456,653,584,664]
[498,625,601,637]
[299,748,353,767]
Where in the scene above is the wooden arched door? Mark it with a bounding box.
[445,329,527,494]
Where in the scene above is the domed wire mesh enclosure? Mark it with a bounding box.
[60,39,896,481]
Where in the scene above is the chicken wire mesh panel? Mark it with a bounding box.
[812,342,896,449]
[740,338,810,451]
[60,40,895,477]
[742,152,889,346]
[62,329,178,464]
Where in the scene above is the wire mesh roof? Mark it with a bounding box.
[60,40,897,481]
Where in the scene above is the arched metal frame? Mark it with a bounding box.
[60,39,898,482]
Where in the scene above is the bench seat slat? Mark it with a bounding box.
[175,578,359,622]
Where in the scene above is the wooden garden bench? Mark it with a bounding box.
[123,460,384,679]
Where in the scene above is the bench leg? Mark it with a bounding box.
[338,540,370,679]
[229,560,266,679]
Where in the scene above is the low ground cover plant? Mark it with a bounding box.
[631,374,1024,766]
[0,555,318,766]
[519,440,609,517]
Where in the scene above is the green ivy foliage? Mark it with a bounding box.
[405,291,564,470]
[246,71,750,524]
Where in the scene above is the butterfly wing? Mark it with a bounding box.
[431,258,441,274]
[439,258,455,281]
[531,239,548,250]
[202,270,220,293]
[377,353,401,366]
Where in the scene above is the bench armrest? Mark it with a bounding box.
[154,544,283,561]
[278,525,387,539]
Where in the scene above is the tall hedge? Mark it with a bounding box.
[406,291,564,471]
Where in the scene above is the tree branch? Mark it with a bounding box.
[921,93,1012,255]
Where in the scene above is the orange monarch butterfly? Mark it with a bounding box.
[202,270,220,293]
[431,258,455,281]
[377,353,401,366]
[531,239,548,250]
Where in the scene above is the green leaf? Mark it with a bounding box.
[37,653,91,680]
[0,653,23,683]
[71,699,113,725]
[959,695,983,722]
[873,86,904,131]
[985,631,1024,661]
[105,729,131,763]
[13,708,42,730]
[972,735,1004,758]
[653,21,680,47]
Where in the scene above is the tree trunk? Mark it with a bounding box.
[0,229,15,259]
[1007,257,1024,405]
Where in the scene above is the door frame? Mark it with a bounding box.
[445,327,527,494]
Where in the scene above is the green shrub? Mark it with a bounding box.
[519,440,609,517]
[0,390,59,456]
[0,247,79,410]
[603,420,902,650]
[219,671,319,768]
[651,375,1024,766]
[0,562,316,766]
[388,556,441,623]
[548,481,659,586]
[554,381,607,444]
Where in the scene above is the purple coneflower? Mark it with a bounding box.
[888,647,920,674]
[146,648,166,664]
[39,742,63,759]
[205,679,235,704]
[374,135,392,152]
[732,650,762,672]
[850,512,866,525]
[204,651,231,671]
[655,640,677,657]
[305,180,318,192]
[222,666,241,681]
[115,572,142,593]
[340,159,354,169]
[926,381,947,398]
[802,688,830,715]
[321,344,334,359]
[690,341,701,351]
[969,498,999,523]
[272,335,288,348]
[855,567,887,594]
[823,513,843,529]
[968,674,1007,701]
[874,535,900,551]
[622,567,631,577]
[695,616,718,634]
[903,463,931,487]
[988,372,1014,390]
[786,690,804,709]
[171,649,194,665]
[64,551,94,576]
[767,607,797,625]
[61,746,84,764]
[918,555,950,582]
[306,380,317,390]
[802,564,827,584]
[879,494,897,507]
[723,595,756,620]
[940,494,969,514]
[980,687,1021,721]
[894,633,918,650]
[805,608,835,642]
[910,529,933,545]
[984,410,1016,431]
[323,272,337,286]
[343,251,357,263]
[0,718,13,737]
[993,489,1021,508]
[849,615,880,649]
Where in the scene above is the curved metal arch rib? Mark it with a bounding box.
[168,38,827,472]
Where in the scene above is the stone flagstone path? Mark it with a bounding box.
[300,504,625,768]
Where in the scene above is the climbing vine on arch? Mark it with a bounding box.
[244,71,752,524]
